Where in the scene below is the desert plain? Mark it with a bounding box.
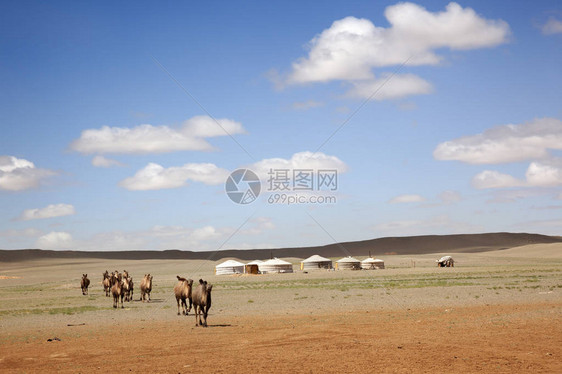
[1,243,561,373]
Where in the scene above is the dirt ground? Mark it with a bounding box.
[1,246,561,373]
[0,303,561,373]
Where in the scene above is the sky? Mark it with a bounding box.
[1,0,561,251]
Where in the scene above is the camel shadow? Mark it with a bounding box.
[207,324,232,328]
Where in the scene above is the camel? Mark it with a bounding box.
[140,274,153,302]
[102,271,111,297]
[81,274,90,295]
[174,276,193,316]
[128,276,134,301]
[111,279,124,308]
[192,279,213,327]
[110,271,122,286]
[122,276,132,302]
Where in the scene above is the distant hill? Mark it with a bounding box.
[1,232,560,263]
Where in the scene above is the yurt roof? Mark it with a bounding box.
[336,256,360,263]
[302,255,331,263]
[216,259,245,268]
[361,257,384,263]
[246,260,264,265]
[262,257,292,265]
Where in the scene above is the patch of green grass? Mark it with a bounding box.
[0,305,107,317]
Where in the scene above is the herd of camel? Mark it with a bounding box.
[80,272,213,327]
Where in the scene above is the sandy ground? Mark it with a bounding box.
[1,244,561,373]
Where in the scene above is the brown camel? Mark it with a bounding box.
[111,279,124,309]
[122,276,132,302]
[140,274,152,302]
[102,271,111,297]
[192,279,213,327]
[81,274,90,295]
[174,276,193,315]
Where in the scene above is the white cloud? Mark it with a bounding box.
[250,151,348,177]
[70,115,245,154]
[118,152,346,192]
[0,156,56,191]
[119,162,230,191]
[525,161,562,187]
[36,231,74,250]
[292,100,324,110]
[542,17,562,35]
[286,2,509,85]
[92,155,124,168]
[472,161,562,190]
[471,170,523,189]
[19,204,75,221]
[434,118,562,164]
[346,73,432,100]
[389,194,425,203]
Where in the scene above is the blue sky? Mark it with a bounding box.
[1,1,561,251]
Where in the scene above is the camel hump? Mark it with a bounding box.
[199,279,204,284]
[177,276,187,282]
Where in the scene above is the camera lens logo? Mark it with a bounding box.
[225,169,261,204]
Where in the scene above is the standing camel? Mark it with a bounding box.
[102,271,111,297]
[192,279,213,327]
[140,274,153,302]
[111,278,124,308]
[174,276,193,315]
[81,274,90,295]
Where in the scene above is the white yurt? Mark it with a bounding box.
[335,256,361,270]
[361,257,385,270]
[215,259,245,275]
[436,256,454,267]
[301,255,332,270]
[258,258,293,273]
[245,259,263,274]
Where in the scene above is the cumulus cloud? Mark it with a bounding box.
[541,17,562,35]
[250,151,347,177]
[434,118,562,164]
[36,231,74,250]
[92,155,124,168]
[389,194,425,203]
[472,170,523,189]
[346,73,433,100]
[525,161,562,187]
[119,162,230,191]
[285,2,509,99]
[70,115,245,154]
[472,161,562,189]
[19,204,75,221]
[0,156,56,191]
